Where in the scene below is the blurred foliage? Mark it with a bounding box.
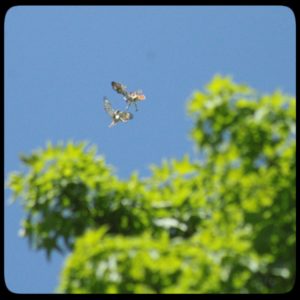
[7,75,295,293]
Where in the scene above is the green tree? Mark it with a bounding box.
[7,75,295,293]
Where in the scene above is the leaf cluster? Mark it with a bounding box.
[7,75,295,293]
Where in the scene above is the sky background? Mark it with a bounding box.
[4,6,295,293]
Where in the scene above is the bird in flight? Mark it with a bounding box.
[111,81,146,111]
[103,97,133,127]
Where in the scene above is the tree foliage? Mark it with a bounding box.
[7,75,295,293]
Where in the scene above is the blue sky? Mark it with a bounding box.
[4,6,295,293]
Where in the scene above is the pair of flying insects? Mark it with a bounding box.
[103,81,146,127]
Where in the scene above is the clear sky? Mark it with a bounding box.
[4,5,295,293]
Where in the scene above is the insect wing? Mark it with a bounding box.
[103,98,114,117]
[111,81,125,92]
[119,111,133,121]
[111,81,128,97]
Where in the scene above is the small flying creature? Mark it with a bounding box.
[111,81,146,111]
[103,97,133,128]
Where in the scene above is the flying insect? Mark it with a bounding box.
[103,97,133,128]
[111,81,146,111]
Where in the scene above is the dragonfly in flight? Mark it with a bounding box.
[103,97,133,128]
[111,81,146,111]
